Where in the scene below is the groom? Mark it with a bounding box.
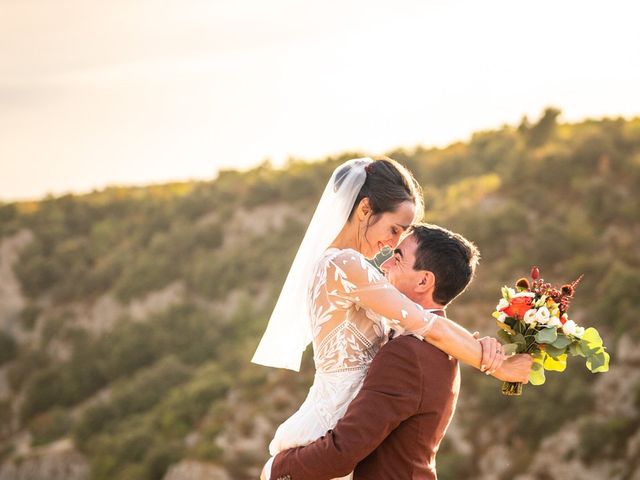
[264,223,533,480]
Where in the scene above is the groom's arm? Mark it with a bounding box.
[270,337,421,480]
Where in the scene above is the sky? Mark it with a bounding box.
[1,0,639,201]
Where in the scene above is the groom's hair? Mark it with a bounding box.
[408,223,480,305]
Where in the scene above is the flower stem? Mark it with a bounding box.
[501,381,523,396]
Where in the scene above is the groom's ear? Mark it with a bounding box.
[416,270,435,293]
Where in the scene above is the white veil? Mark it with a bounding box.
[251,157,373,371]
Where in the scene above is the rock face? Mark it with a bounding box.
[0,229,32,333]
[222,204,304,250]
[75,280,187,335]
[0,439,89,480]
[163,460,230,480]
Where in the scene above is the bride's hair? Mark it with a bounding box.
[344,156,423,224]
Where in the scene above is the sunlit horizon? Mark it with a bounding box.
[2,0,639,202]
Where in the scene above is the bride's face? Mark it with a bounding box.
[361,200,415,258]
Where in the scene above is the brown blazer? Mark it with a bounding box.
[271,334,460,479]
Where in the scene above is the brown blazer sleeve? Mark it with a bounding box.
[271,337,421,480]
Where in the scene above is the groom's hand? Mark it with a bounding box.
[492,353,533,383]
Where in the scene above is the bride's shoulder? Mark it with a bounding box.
[324,248,382,280]
[324,247,364,265]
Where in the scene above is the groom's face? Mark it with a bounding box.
[380,234,424,302]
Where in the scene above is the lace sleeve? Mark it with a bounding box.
[326,250,438,339]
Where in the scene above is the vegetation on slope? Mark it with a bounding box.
[0,110,639,479]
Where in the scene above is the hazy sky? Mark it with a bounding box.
[1,0,639,201]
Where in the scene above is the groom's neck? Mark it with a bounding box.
[415,294,444,312]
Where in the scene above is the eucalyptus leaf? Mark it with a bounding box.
[581,327,604,348]
[544,353,567,372]
[497,330,513,344]
[503,343,521,355]
[544,343,567,359]
[569,343,582,357]
[535,327,558,344]
[552,334,573,349]
[529,352,546,385]
[580,339,602,356]
[569,342,586,357]
[512,333,526,347]
[586,351,610,373]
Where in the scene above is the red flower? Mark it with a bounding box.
[501,296,533,319]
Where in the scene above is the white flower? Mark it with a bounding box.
[535,306,551,325]
[574,326,585,338]
[523,308,538,324]
[547,316,562,328]
[497,313,507,323]
[514,291,536,298]
[496,298,509,311]
[562,319,578,336]
[506,287,516,299]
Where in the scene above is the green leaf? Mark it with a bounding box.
[535,327,558,344]
[581,327,604,348]
[544,343,567,359]
[569,342,586,357]
[551,334,573,349]
[544,353,567,372]
[580,339,602,357]
[586,351,610,373]
[503,343,521,355]
[512,333,526,347]
[529,352,546,385]
[497,329,513,344]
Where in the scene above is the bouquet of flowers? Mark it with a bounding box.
[493,266,609,396]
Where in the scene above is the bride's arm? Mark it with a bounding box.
[329,253,527,380]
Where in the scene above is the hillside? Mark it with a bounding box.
[0,109,639,479]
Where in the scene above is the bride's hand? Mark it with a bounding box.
[473,332,505,375]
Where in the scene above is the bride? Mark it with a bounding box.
[253,157,519,478]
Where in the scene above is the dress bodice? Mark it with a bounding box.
[309,248,388,374]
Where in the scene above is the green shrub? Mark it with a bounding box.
[142,441,184,480]
[7,349,49,392]
[74,356,190,444]
[19,304,41,330]
[29,408,72,446]
[0,331,17,365]
[579,416,640,463]
[0,399,12,437]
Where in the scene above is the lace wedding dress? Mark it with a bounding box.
[268,247,440,478]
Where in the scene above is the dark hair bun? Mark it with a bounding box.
[350,157,423,220]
